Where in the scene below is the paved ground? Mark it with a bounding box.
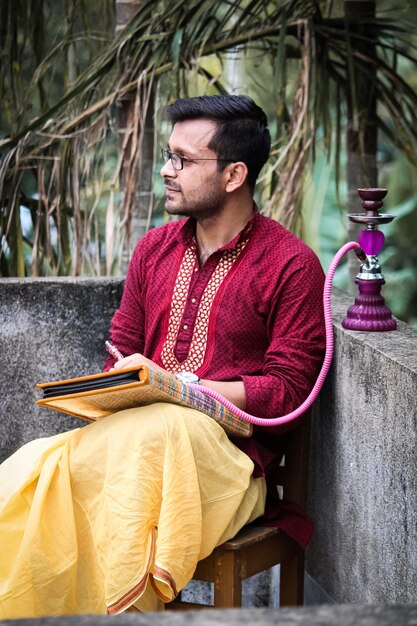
[1,605,417,626]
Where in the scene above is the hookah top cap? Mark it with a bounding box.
[347,187,395,225]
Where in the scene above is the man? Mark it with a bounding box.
[105,95,324,411]
[104,93,325,489]
[0,95,325,618]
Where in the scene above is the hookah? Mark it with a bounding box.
[190,187,397,428]
[342,188,396,331]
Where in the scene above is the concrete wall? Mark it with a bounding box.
[307,290,417,603]
[1,278,416,604]
[0,278,123,458]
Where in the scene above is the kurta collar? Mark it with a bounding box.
[176,205,259,251]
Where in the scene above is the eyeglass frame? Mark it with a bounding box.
[161,148,235,171]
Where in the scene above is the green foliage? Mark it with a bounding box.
[0,0,115,276]
[0,0,416,325]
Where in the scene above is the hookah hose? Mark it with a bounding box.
[189,241,362,427]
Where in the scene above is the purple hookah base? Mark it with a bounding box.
[342,278,397,331]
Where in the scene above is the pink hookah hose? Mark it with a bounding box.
[189,241,361,427]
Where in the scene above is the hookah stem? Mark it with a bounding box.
[189,241,362,427]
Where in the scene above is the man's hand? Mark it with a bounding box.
[112,357,246,410]
[112,353,166,373]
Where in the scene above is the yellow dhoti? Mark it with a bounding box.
[0,403,265,618]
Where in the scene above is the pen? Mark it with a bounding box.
[105,340,124,362]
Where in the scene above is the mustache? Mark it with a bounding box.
[163,178,181,192]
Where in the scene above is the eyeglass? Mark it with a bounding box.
[161,148,234,171]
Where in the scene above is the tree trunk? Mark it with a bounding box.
[115,0,155,274]
[345,0,378,287]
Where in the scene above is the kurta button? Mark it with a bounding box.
[183,324,188,330]
[191,298,196,304]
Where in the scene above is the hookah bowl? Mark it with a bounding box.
[342,188,397,331]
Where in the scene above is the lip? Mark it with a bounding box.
[165,186,181,193]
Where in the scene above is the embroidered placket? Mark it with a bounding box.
[160,241,247,372]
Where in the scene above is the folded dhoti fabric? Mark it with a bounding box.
[0,403,265,618]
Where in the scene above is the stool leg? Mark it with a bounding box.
[279,548,304,606]
[213,551,242,608]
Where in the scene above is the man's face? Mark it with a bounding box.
[160,119,228,220]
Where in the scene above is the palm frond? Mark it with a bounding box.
[1,0,417,276]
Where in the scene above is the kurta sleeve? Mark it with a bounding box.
[240,251,326,420]
[103,241,146,371]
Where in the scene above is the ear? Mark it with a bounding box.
[224,161,249,193]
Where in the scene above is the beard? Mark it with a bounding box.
[163,177,226,221]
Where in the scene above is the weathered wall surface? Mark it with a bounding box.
[1,279,416,604]
[307,290,417,603]
[0,278,123,459]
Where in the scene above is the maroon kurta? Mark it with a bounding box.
[104,211,325,543]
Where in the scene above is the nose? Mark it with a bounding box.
[160,158,177,178]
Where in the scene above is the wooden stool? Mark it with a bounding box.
[167,418,310,609]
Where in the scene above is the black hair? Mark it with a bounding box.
[165,95,271,192]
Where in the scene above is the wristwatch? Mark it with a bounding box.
[175,371,201,384]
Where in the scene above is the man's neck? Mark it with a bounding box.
[195,199,254,264]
